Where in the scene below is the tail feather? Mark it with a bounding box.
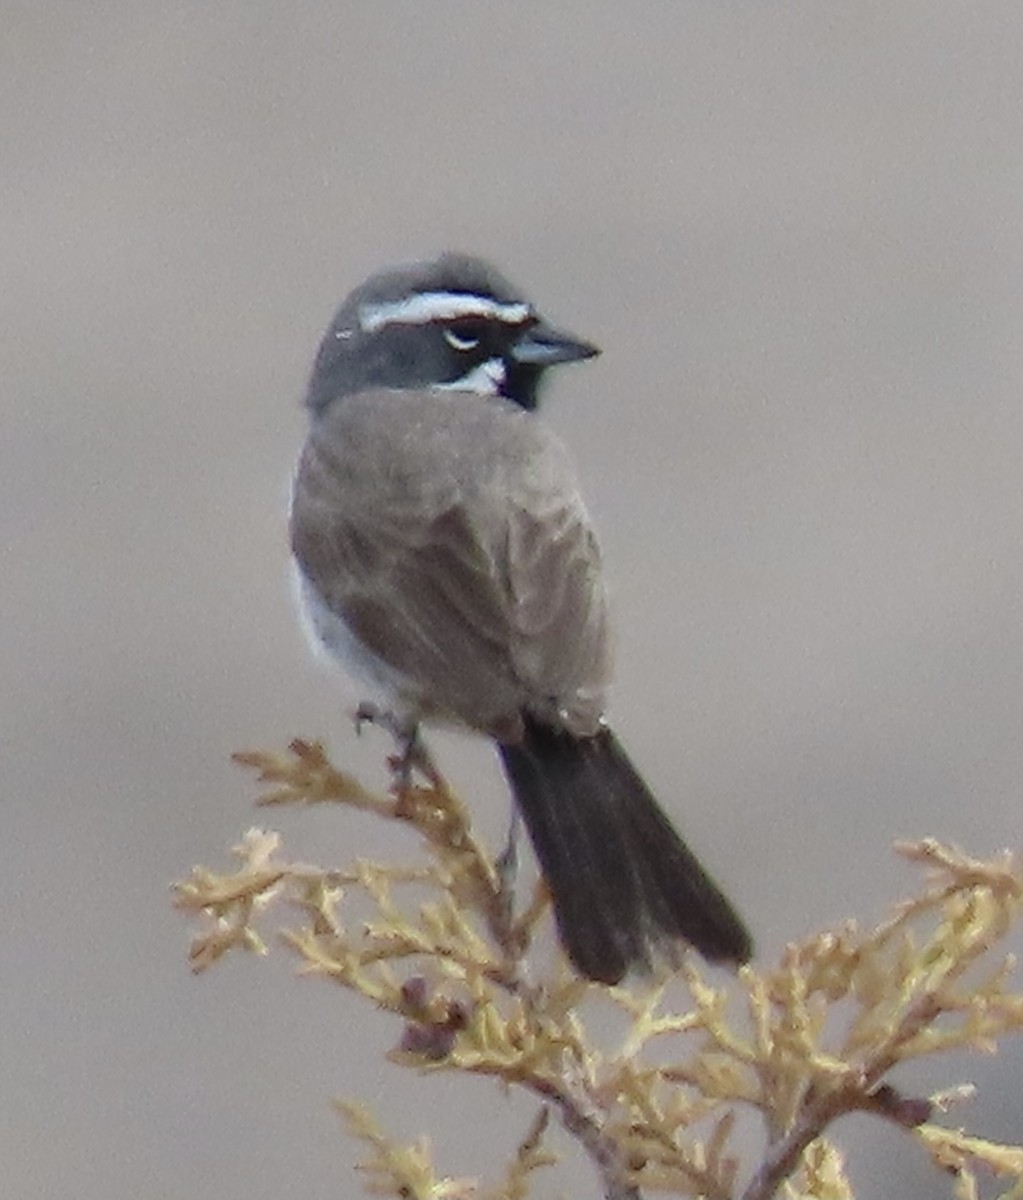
[498,718,752,984]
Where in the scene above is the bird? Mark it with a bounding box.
[289,252,752,984]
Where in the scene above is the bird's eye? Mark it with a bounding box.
[443,327,481,352]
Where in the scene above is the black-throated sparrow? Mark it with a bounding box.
[289,253,752,983]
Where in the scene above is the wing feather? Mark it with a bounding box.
[290,390,611,731]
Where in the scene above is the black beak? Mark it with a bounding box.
[511,319,600,367]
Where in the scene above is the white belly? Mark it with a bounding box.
[290,561,420,717]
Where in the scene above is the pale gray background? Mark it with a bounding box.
[4,3,1022,1197]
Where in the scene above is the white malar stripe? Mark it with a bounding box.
[359,291,531,332]
[435,357,506,395]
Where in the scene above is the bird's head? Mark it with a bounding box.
[304,252,600,414]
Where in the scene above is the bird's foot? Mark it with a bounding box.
[353,703,444,794]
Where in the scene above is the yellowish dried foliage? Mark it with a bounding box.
[174,740,1023,1200]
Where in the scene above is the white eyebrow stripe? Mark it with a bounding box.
[358,292,531,332]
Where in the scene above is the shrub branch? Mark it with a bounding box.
[174,739,1023,1200]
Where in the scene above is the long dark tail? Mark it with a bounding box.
[498,717,752,984]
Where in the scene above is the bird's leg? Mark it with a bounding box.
[493,805,521,928]
[353,702,444,792]
[392,722,444,793]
